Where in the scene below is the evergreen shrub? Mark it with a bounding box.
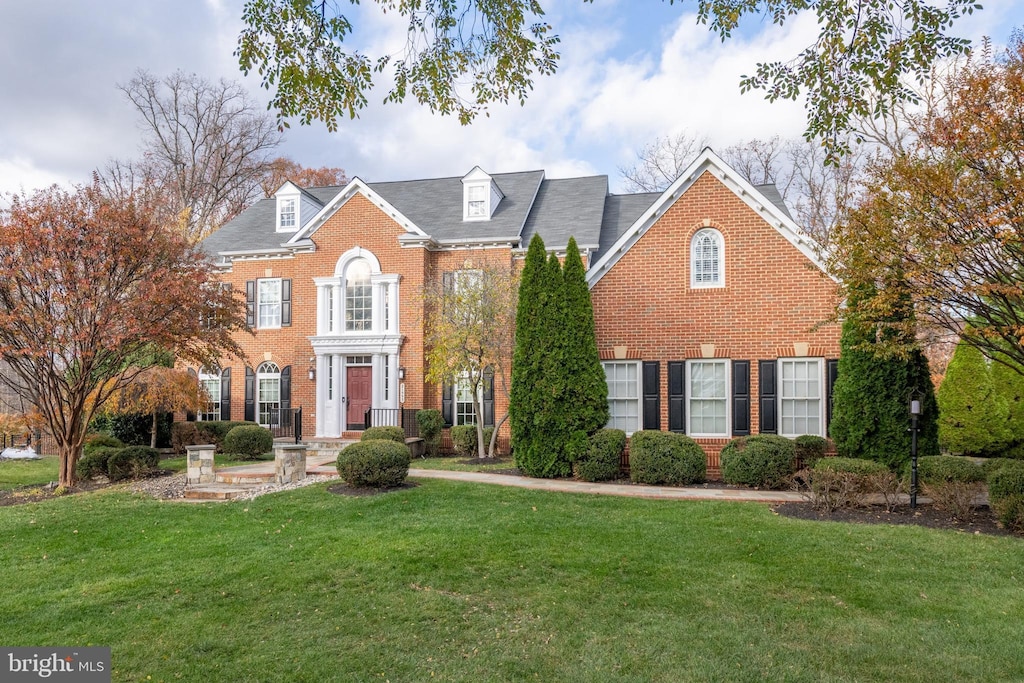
[574,429,625,482]
[361,426,406,444]
[76,446,122,479]
[938,342,1010,455]
[336,440,411,488]
[416,410,444,457]
[720,435,795,489]
[83,434,124,455]
[809,457,901,512]
[794,435,828,467]
[915,456,984,484]
[222,425,273,460]
[987,461,1024,532]
[107,446,160,481]
[982,458,1019,478]
[629,430,705,486]
[450,425,494,456]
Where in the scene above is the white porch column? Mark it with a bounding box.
[332,282,343,334]
[387,353,401,409]
[371,354,384,409]
[387,279,400,335]
[315,354,328,437]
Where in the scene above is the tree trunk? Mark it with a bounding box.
[473,393,488,458]
[151,411,159,448]
[58,443,79,488]
[488,413,509,458]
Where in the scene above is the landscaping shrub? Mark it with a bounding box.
[982,457,1019,478]
[76,446,122,480]
[720,435,795,489]
[83,433,124,455]
[361,426,406,444]
[106,446,160,481]
[450,425,494,457]
[574,429,625,482]
[988,461,1024,532]
[416,409,444,457]
[794,435,828,468]
[938,341,1011,455]
[171,422,200,454]
[336,439,411,488]
[628,430,705,486]
[171,420,258,454]
[808,457,900,512]
[915,455,986,519]
[222,425,273,460]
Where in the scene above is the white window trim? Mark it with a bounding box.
[603,360,642,436]
[256,362,281,428]
[277,195,299,232]
[690,228,725,289]
[463,182,490,221]
[686,359,730,438]
[777,357,826,438]
[257,278,282,330]
[198,370,221,422]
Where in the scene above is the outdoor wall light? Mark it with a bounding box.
[308,357,316,381]
[398,366,406,380]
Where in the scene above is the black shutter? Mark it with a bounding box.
[826,358,839,430]
[668,361,685,433]
[642,361,660,430]
[483,370,495,427]
[186,368,198,422]
[759,360,777,434]
[281,279,292,327]
[280,365,291,411]
[442,382,453,426]
[220,367,232,421]
[244,366,256,423]
[245,280,256,328]
[732,360,751,436]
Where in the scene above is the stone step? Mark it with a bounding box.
[216,471,274,485]
[183,484,259,501]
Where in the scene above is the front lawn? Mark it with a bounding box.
[0,479,1021,682]
[414,455,518,472]
[160,452,275,472]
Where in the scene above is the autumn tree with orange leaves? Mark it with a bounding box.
[829,35,1024,371]
[0,184,247,487]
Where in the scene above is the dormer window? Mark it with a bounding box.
[279,198,296,229]
[462,166,503,221]
[466,185,487,218]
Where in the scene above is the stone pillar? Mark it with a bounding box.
[186,445,216,485]
[274,444,307,485]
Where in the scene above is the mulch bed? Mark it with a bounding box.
[773,501,1019,537]
[0,479,111,507]
[327,481,420,497]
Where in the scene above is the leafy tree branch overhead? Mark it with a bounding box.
[236,0,982,155]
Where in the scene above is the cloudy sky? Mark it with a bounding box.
[2,0,1022,196]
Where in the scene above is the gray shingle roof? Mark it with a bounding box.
[595,192,660,263]
[521,176,609,251]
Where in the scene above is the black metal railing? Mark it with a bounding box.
[267,407,303,443]
[364,408,420,438]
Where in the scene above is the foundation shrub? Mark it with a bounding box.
[628,430,705,486]
[988,461,1024,532]
[916,456,985,519]
[807,457,900,512]
[222,425,273,460]
[720,435,795,489]
[416,410,444,457]
[794,435,828,468]
[982,457,1019,478]
[450,425,494,457]
[107,445,160,481]
[336,439,411,488]
[361,426,406,444]
[574,429,626,482]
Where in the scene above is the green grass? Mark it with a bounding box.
[160,452,275,472]
[0,455,59,490]
[414,455,516,472]
[0,479,1022,682]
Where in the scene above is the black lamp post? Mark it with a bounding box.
[908,388,924,509]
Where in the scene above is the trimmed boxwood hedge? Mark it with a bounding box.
[574,429,626,482]
[222,425,274,460]
[336,439,411,488]
[76,446,122,480]
[107,446,160,481]
[451,425,495,456]
[813,457,889,475]
[794,435,828,467]
[720,435,796,489]
[988,460,1024,531]
[915,455,984,484]
[629,430,705,486]
[83,434,124,455]
[361,426,407,443]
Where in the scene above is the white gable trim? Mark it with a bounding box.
[585,148,830,287]
[286,177,429,245]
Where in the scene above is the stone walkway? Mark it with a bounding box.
[191,455,804,503]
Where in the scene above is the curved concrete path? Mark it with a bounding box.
[409,468,804,502]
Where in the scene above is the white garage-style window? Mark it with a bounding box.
[691,228,724,288]
[779,358,825,437]
[687,359,729,437]
[603,361,641,434]
[257,361,281,427]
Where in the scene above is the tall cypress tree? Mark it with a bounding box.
[560,237,608,435]
[991,351,1024,452]
[510,234,548,460]
[830,280,939,470]
[938,341,1011,455]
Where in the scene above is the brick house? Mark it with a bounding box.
[198,148,840,472]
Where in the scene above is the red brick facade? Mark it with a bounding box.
[199,155,840,474]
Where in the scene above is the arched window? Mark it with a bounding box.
[691,228,724,288]
[256,362,280,427]
[345,258,372,331]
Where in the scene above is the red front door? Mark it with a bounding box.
[346,366,372,430]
